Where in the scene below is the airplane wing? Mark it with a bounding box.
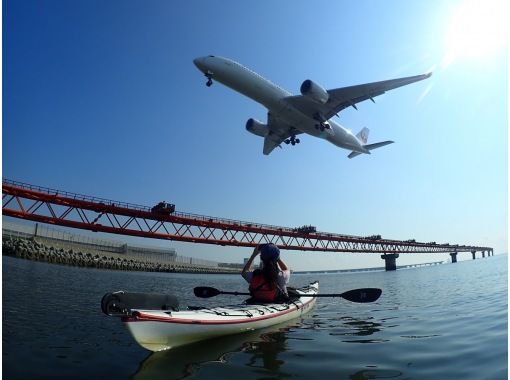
[285,73,432,121]
[263,113,302,155]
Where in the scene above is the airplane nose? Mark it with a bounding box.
[193,57,206,72]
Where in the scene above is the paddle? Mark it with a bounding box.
[193,287,382,303]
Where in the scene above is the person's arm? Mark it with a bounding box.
[278,258,291,286]
[277,258,288,271]
[242,245,260,278]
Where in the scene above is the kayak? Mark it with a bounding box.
[103,281,318,352]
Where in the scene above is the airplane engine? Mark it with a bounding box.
[300,79,329,104]
[245,118,268,137]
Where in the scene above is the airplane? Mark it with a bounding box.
[193,55,431,158]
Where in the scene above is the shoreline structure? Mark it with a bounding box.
[2,222,449,274]
[2,235,241,274]
[2,222,242,274]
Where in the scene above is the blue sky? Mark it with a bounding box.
[3,0,508,270]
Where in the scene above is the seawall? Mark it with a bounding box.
[2,236,240,274]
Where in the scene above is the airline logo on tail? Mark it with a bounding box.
[348,127,394,159]
[357,127,369,145]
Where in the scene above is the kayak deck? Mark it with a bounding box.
[122,281,319,352]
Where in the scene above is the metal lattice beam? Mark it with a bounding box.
[2,179,493,255]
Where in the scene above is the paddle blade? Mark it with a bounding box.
[340,288,382,303]
[194,286,221,298]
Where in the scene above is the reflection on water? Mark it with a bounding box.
[330,316,389,343]
[349,369,403,379]
[338,316,383,335]
[132,313,389,379]
[133,335,240,380]
[3,255,508,380]
[243,329,290,377]
[133,320,299,380]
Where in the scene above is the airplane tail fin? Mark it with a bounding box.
[348,141,394,159]
[356,127,369,144]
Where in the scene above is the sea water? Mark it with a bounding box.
[2,254,507,379]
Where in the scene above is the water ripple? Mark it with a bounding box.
[3,254,508,380]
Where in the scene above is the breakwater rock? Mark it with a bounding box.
[2,236,238,274]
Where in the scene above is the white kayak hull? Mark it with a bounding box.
[122,281,319,352]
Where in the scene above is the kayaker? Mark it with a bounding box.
[241,243,290,302]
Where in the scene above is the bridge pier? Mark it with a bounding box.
[381,254,399,271]
[450,252,458,263]
[471,251,476,260]
[482,251,486,258]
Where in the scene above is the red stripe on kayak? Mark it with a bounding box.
[122,295,316,325]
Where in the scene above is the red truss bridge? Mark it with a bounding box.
[3,180,493,263]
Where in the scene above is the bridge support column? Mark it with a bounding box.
[471,251,476,260]
[381,254,399,271]
[450,252,458,263]
[482,251,486,258]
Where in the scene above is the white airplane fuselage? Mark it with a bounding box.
[193,56,368,153]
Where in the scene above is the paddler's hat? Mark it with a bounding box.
[260,243,280,262]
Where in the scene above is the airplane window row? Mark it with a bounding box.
[229,58,288,94]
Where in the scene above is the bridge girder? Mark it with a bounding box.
[2,180,492,255]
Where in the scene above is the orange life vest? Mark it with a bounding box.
[249,273,278,302]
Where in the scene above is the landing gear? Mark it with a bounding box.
[312,112,330,131]
[314,123,330,132]
[205,72,213,87]
[285,136,300,146]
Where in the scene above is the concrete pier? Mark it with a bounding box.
[482,251,486,258]
[450,252,458,263]
[471,251,476,260]
[381,254,399,271]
